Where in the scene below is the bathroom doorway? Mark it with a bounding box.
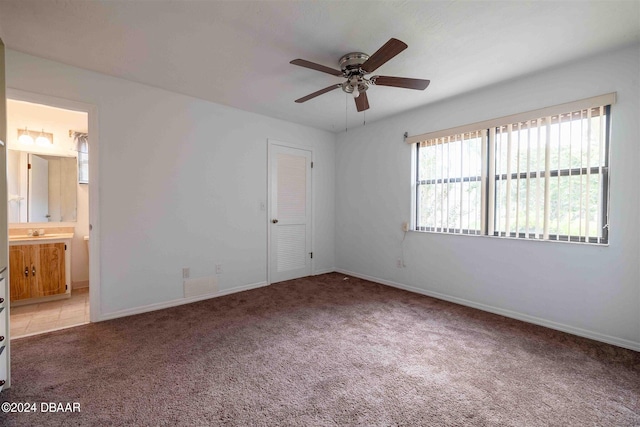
[6,90,98,338]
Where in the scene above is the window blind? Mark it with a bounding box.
[492,106,608,242]
[412,93,615,244]
[416,130,485,234]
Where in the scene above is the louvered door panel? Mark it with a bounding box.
[276,225,307,272]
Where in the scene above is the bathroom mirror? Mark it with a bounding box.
[7,149,77,223]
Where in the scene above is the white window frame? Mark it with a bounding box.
[409,93,615,245]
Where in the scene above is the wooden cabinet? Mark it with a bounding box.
[9,245,29,301]
[9,243,66,302]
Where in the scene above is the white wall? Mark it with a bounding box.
[6,50,336,317]
[336,44,640,350]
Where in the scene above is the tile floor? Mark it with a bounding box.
[10,288,90,338]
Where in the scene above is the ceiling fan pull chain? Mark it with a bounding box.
[345,93,348,132]
[363,110,366,126]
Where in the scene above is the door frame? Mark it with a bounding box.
[6,88,101,323]
[266,139,314,285]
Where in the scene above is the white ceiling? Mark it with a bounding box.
[0,1,638,132]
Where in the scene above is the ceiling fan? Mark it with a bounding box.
[290,38,430,112]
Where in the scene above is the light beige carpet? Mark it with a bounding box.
[1,273,638,426]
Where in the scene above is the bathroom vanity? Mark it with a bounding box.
[9,232,72,305]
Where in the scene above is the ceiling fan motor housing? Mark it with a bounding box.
[339,52,370,93]
[339,52,369,73]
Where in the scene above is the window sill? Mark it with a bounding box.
[408,229,609,247]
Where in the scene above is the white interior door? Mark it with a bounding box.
[28,154,49,222]
[269,144,312,284]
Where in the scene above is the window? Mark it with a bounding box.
[416,131,484,234]
[74,132,89,184]
[412,94,613,244]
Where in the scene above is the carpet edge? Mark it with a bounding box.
[335,268,640,352]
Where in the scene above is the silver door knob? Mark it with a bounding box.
[272,219,279,224]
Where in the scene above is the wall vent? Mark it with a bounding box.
[183,276,218,298]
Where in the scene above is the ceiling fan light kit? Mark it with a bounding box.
[290,38,430,112]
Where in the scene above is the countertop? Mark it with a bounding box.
[9,233,75,243]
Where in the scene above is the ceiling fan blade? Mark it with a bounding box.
[372,76,430,90]
[290,59,342,76]
[361,38,408,73]
[295,84,342,103]
[354,91,370,112]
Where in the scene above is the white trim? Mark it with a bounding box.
[1,39,10,391]
[313,268,335,275]
[6,88,101,323]
[99,281,268,321]
[406,92,617,144]
[335,268,640,352]
[6,89,93,115]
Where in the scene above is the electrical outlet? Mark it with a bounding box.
[182,267,190,279]
[215,264,223,274]
[396,259,403,268]
[402,221,410,232]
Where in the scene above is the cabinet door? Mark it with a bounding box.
[9,245,30,301]
[31,243,66,298]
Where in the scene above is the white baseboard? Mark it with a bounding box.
[99,281,269,322]
[336,269,640,353]
[313,268,335,275]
